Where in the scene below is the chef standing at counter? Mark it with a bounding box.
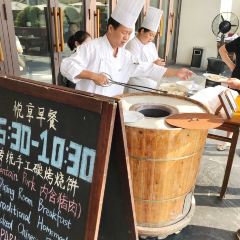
[60,0,193,97]
[126,7,165,92]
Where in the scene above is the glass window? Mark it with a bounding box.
[158,0,168,58]
[60,0,85,42]
[59,0,85,58]
[12,0,52,84]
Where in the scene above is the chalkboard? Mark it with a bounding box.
[0,76,117,240]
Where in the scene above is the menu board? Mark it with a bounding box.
[0,76,117,240]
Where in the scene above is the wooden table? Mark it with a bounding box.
[207,114,240,198]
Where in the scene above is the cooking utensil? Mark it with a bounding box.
[101,72,168,94]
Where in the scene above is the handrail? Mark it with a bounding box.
[170,12,175,34]
[0,41,4,62]
[53,7,60,52]
[160,16,164,37]
[58,7,64,52]
[97,9,100,38]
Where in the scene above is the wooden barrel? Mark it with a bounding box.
[119,93,209,236]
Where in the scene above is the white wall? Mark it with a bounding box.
[176,0,221,68]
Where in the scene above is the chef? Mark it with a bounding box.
[60,0,192,97]
[126,7,164,66]
[125,6,192,92]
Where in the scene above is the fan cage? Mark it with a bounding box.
[212,12,239,38]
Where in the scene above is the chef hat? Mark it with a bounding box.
[141,7,163,32]
[111,0,144,28]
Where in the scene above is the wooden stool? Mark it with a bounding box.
[208,90,240,198]
[207,117,240,198]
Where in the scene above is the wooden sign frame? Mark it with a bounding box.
[0,76,137,240]
[99,103,138,239]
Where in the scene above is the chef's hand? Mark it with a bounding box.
[226,78,240,90]
[154,58,166,66]
[176,68,193,80]
[94,73,109,86]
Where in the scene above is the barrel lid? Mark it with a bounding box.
[165,113,224,129]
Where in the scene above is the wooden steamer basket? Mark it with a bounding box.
[119,93,210,238]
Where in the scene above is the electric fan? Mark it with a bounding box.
[212,12,239,45]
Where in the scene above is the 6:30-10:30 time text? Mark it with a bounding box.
[0,117,96,183]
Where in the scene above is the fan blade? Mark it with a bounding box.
[231,24,238,27]
[217,30,221,35]
[221,14,225,21]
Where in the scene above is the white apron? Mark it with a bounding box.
[94,57,125,97]
[125,38,158,93]
[61,35,166,97]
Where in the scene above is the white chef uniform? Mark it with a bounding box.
[61,35,166,97]
[60,1,167,97]
[126,37,159,62]
[125,7,163,93]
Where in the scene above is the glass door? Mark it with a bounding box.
[166,0,181,64]
[0,0,19,76]
[158,0,181,64]
[11,0,53,84]
[0,2,7,75]
[59,0,85,58]
[158,0,169,59]
[95,0,110,38]
[164,0,174,63]
[10,0,86,85]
